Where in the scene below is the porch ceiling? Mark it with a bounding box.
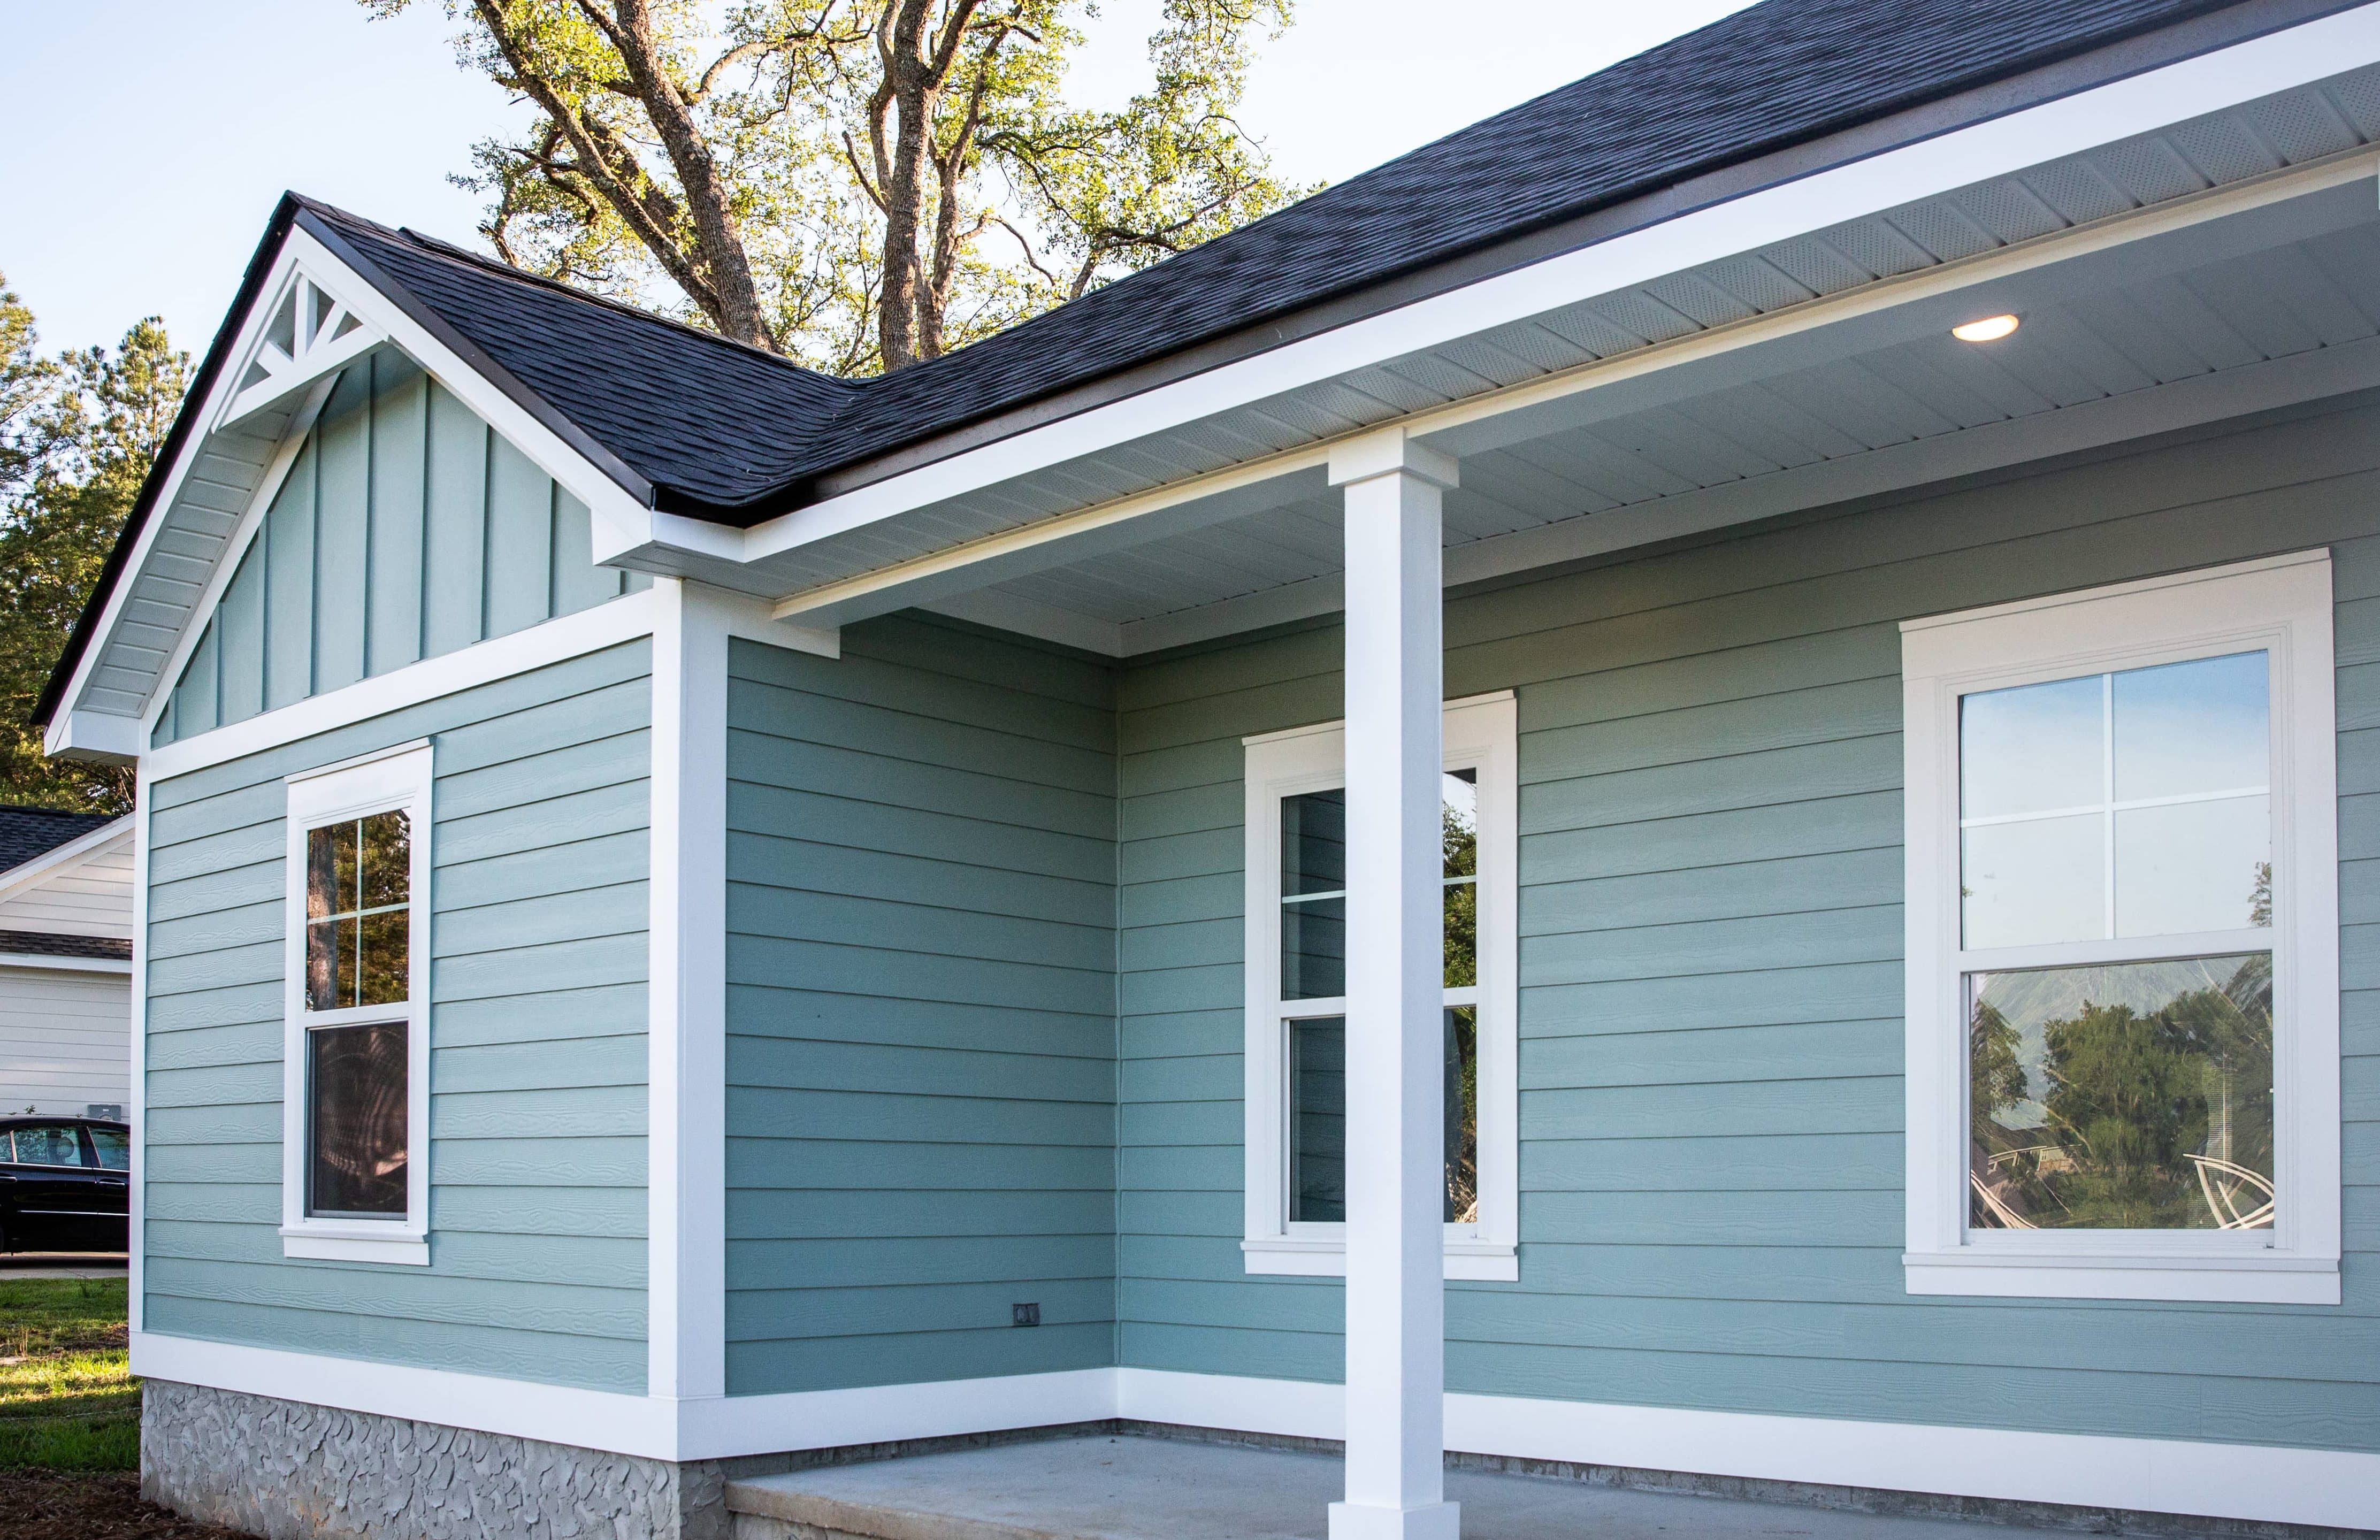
[923,172,2380,655]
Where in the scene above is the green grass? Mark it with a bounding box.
[0,1277,137,1472]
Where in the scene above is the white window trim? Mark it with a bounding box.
[1900,552,2340,1305]
[279,740,434,1266]
[1241,691,1518,1282]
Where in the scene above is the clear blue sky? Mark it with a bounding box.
[1,1,1755,360]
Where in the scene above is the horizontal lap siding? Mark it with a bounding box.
[156,351,650,746]
[0,969,132,1108]
[723,619,1118,1396]
[1115,394,2380,1452]
[143,642,651,1392]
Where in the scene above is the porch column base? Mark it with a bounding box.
[1328,1500,1463,1540]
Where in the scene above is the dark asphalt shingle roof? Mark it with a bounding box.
[37,0,2290,726]
[296,0,2254,525]
[0,930,131,962]
[0,809,118,876]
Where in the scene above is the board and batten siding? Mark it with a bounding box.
[722,620,1118,1396]
[157,348,650,746]
[1115,392,2380,1455]
[142,642,651,1391]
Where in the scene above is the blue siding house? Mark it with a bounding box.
[36,1,2380,1534]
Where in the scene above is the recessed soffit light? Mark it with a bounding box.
[1952,314,2020,343]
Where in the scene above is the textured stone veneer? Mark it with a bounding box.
[141,1380,730,1540]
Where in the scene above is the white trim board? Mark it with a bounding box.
[1113,1370,2380,1534]
[117,1338,2380,1530]
[0,953,132,976]
[142,589,660,783]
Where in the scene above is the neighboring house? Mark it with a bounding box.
[33,1,2380,1536]
[0,808,133,1120]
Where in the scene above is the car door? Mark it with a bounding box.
[4,1123,105,1251]
[80,1124,131,1251]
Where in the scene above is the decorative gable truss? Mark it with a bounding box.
[216,271,384,436]
[42,227,668,766]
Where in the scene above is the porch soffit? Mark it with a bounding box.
[745,62,2380,653]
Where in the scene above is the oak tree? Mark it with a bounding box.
[370,0,1306,374]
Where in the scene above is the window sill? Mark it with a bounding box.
[1903,1250,2337,1304]
[281,1225,428,1266]
[1243,1237,1518,1282]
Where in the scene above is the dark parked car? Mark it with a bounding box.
[0,1116,128,1253]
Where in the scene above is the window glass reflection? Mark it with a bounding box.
[1444,769,1477,989]
[304,811,411,1011]
[1444,1006,1478,1224]
[1960,653,2270,950]
[1961,676,2101,819]
[1969,954,2272,1231]
[308,1020,409,1217]
[1290,1017,1345,1223]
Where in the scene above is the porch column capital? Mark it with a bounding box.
[1328,427,1459,492]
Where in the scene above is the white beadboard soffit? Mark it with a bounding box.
[751,63,2380,650]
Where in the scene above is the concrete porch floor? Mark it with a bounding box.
[724,1434,2103,1540]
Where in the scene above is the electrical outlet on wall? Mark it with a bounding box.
[1012,1302,1040,1327]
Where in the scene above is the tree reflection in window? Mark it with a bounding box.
[305,811,410,1011]
[1969,954,2274,1230]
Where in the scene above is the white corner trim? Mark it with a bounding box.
[1114,1369,2380,1533]
[279,741,434,1263]
[1241,692,1519,1273]
[128,770,150,1335]
[0,953,133,976]
[144,590,659,783]
[732,9,2380,568]
[1899,551,2341,1302]
[647,578,731,1405]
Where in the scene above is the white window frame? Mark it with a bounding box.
[1901,553,2339,1304]
[1241,691,1518,1281]
[279,740,434,1265]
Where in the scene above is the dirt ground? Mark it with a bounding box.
[0,1470,252,1540]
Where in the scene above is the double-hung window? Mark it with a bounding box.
[1242,692,1517,1281]
[1901,555,2339,1303]
[280,741,433,1265]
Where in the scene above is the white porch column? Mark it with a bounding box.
[1328,428,1459,1540]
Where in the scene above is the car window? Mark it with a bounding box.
[88,1128,128,1171]
[10,1125,88,1168]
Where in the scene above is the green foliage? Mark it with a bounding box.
[1977,957,2274,1230]
[369,0,1309,374]
[0,1278,136,1473]
[0,277,188,815]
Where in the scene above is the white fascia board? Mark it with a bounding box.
[280,228,660,574]
[729,4,2380,570]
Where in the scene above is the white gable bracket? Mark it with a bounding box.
[216,270,386,434]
